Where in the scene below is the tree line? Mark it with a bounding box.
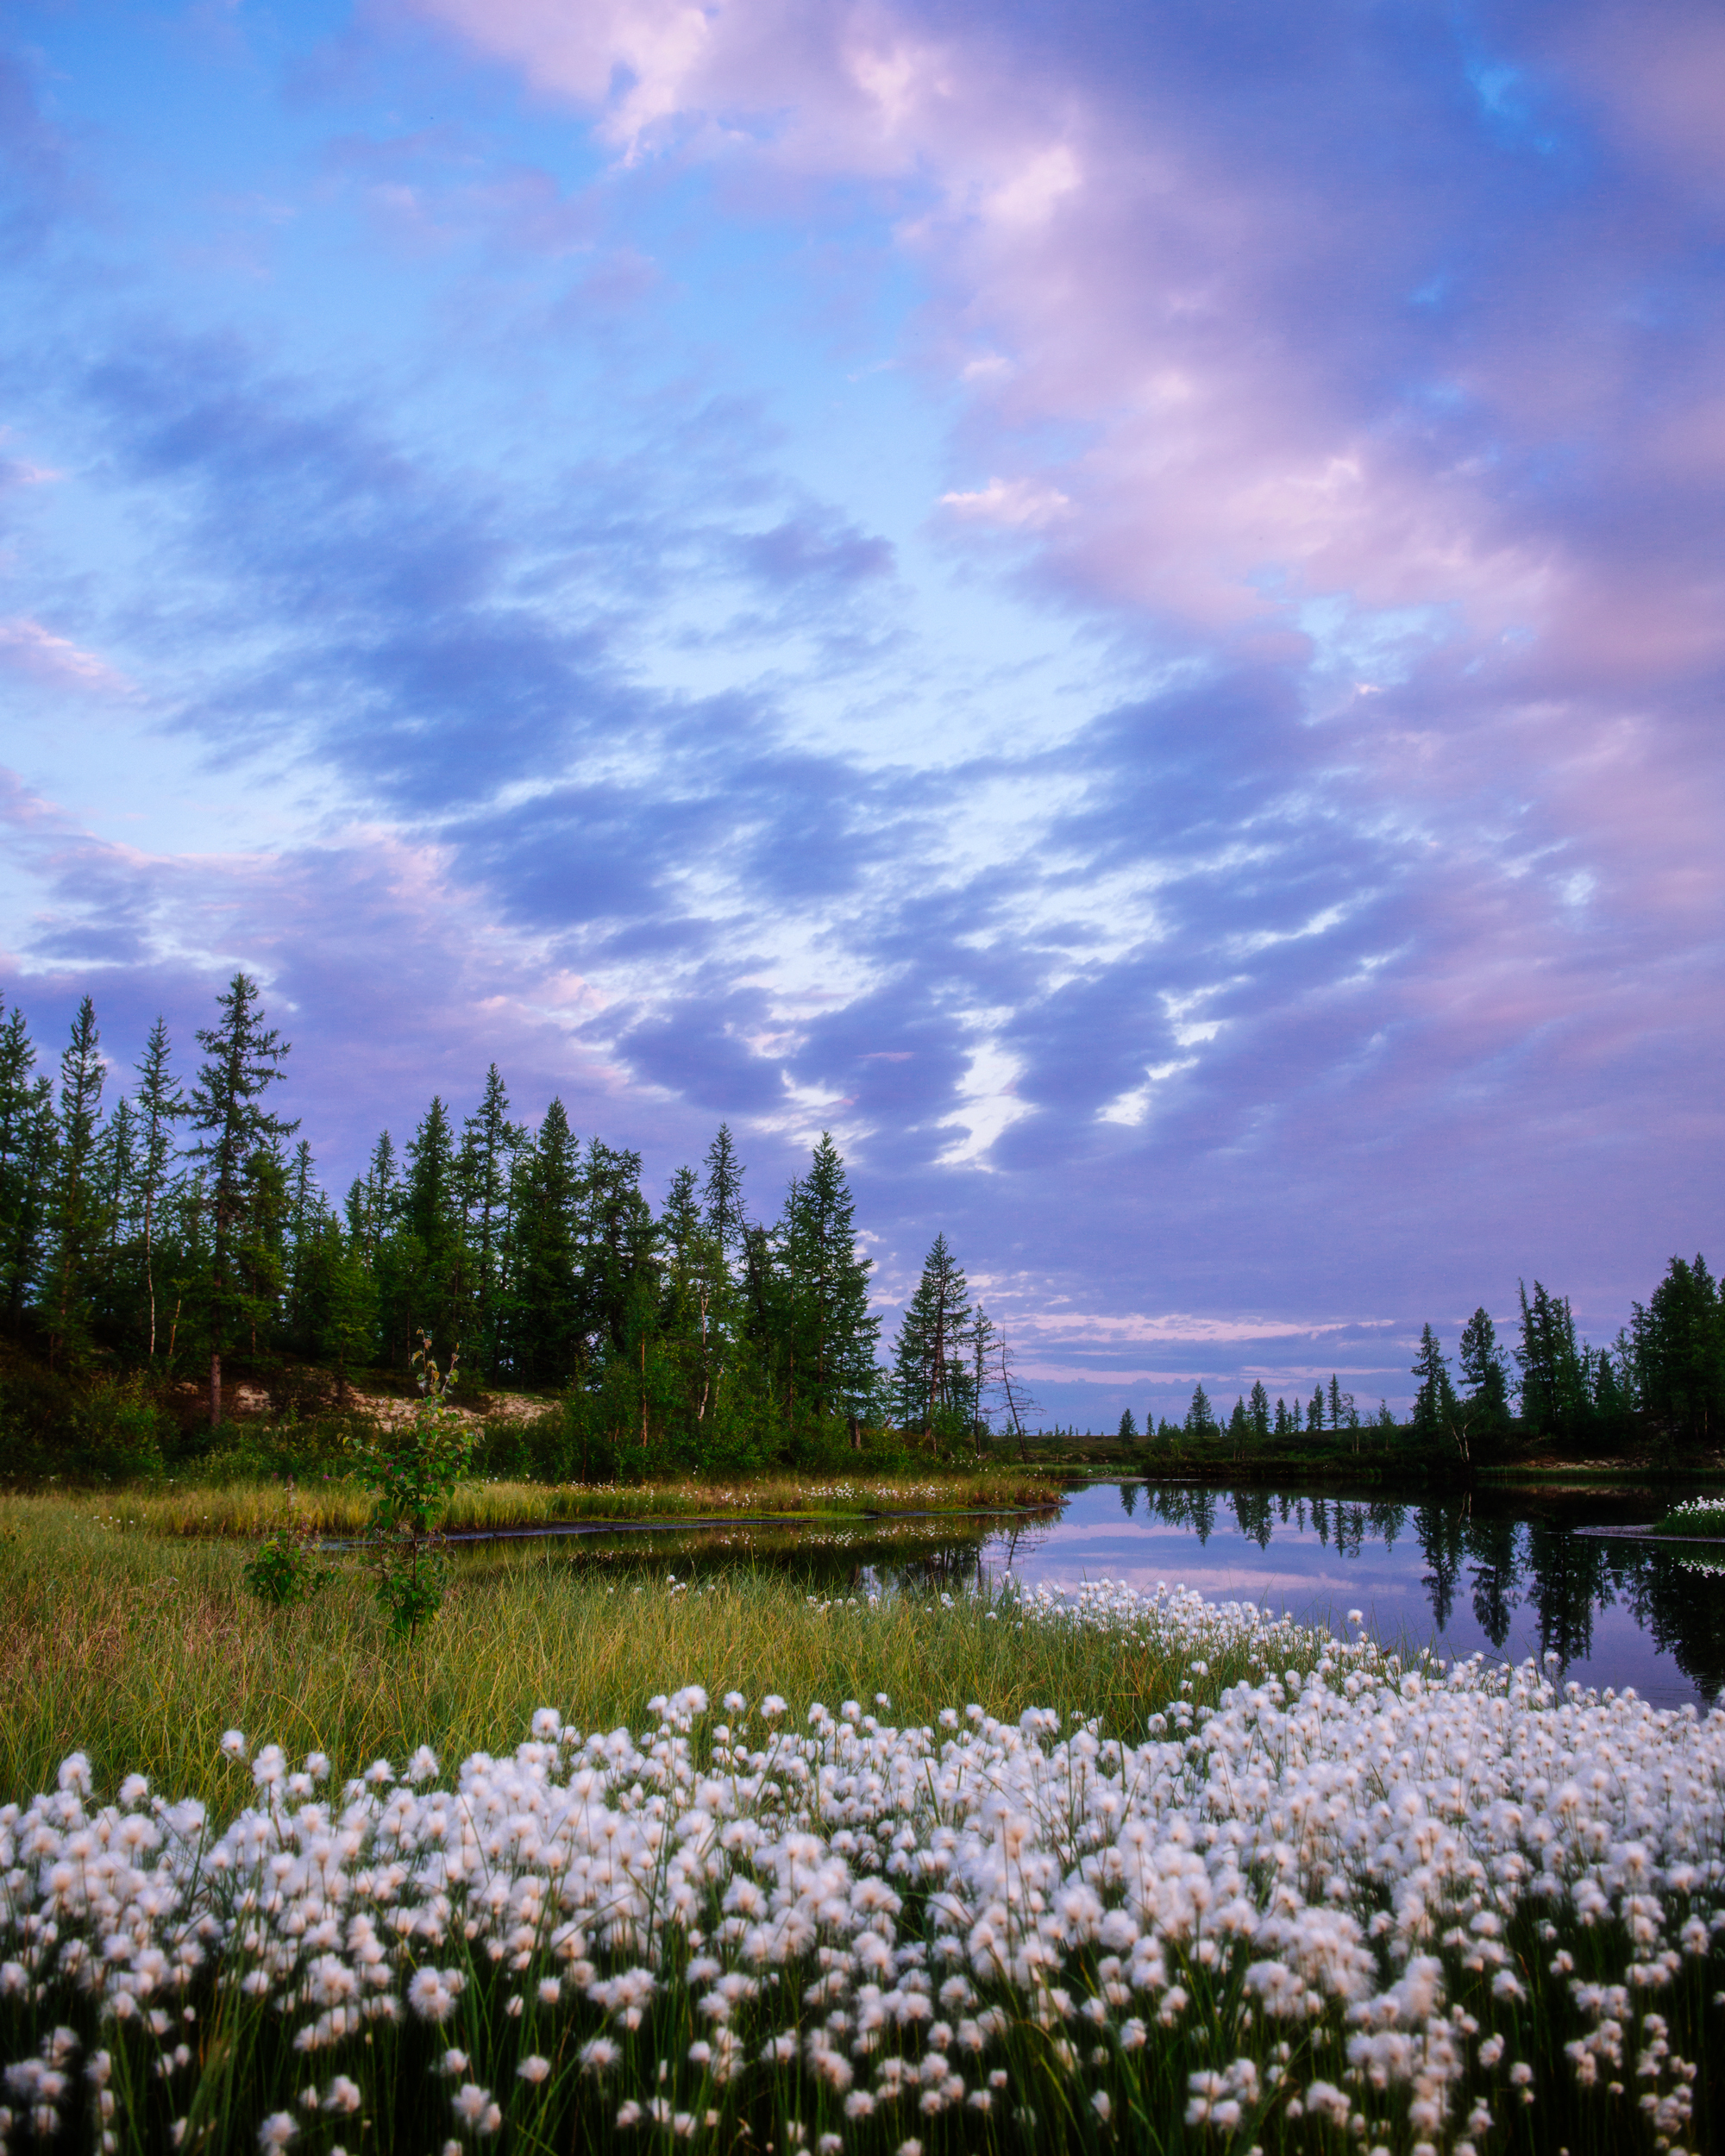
[1113,1267,1725,1458]
[0,978,1026,1469]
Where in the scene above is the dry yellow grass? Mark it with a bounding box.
[10,1467,1063,1539]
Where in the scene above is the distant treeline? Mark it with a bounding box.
[1120,1263,1723,1461]
[0,977,1022,1476]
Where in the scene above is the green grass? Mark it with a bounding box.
[1,1494,1237,1806]
[1648,1498,1725,1537]
[16,1467,1062,1540]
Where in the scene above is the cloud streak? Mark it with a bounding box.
[0,0,1719,1418]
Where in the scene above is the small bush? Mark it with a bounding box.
[240,1526,332,1607]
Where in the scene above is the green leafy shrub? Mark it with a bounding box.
[346,1334,475,1639]
[239,1525,332,1606]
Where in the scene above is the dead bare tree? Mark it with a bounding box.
[996,1331,1040,1462]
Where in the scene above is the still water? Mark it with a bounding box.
[461,1479,1725,1711]
[973,1482,1725,1710]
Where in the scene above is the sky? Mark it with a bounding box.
[2,0,1722,1426]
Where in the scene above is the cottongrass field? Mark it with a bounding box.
[3,1505,1724,2153]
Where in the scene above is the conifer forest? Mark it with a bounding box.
[1,973,1721,1484]
[0,977,1014,1480]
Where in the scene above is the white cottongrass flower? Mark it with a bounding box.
[517,2056,551,2084]
[257,2113,296,2148]
[5,1576,1722,2153]
[407,1971,464,2025]
[219,1730,247,1761]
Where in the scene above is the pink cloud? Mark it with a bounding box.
[395,0,1722,687]
[0,619,132,694]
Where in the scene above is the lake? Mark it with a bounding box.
[974,1479,1725,1709]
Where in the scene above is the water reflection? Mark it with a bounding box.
[454,1511,1063,1606]
[984,1482,1725,1709]
[453,1481,1725,1708]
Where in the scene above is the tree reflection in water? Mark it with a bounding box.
[1467,1515,1521,1651]
[1126,1482,1725,1700]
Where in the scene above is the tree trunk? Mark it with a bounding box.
[210,1349,222,1428]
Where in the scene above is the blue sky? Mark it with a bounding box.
[3,0,1722,1424]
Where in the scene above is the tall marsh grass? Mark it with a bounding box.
[3,1501,1182,1808]
[4,1469,1062,1542]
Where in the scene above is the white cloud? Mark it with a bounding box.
[938,476,1073,530]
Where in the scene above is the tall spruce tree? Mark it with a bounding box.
[1411,1325,1462,1453]
[967,1303,998,1452]
[1633,1256,1724,1448]
[1515,1280,1592,1443]
[46,997,106,1367]
[403,1096,464,1360]
[0,1007,55,1331]
[508,1101,582,1384]
[889,1232,971,1441]
[781,1134,879,1428]
[458,1067,517,1380]
[1458,1307,1509,1423]
[133,1018,185,1360]
[702,1124,747,1268]
[187,975,297,1424]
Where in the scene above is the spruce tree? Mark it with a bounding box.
[404,1096,465,1360]
[889,1232,971,1442]
[91,1094,138,1344]
[1633,1256,1724,1448]
[1184,1383,1215,1435]
[187,975,297,1424]
[966,1303,996,1453]
[783,1134,879,1428]
[1412,1325,1460,1448]
[0,1007,55,1331]
[458,1066,517,1381]
[1248,1381,1271,1440]
[1458,1307,1510,1442]
[133,1018,185,1360]
[283,1140,321,1355]
[702,1124,747,1267]
[658,1163,741,1444]
[47,997,106,1367]
[508,1101,582,1384]
[1515,1280,1592,1442]
[315,1215,378,1405]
